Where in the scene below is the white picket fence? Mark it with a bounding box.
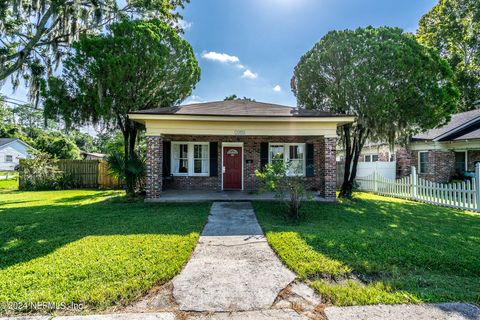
[356,164,480,212]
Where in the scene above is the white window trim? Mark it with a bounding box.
[171,142,210,177]
[418,151,429,174]
[5,155,13,162]
[268,143,306,176]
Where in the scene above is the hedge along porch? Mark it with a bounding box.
[128,100,354,202]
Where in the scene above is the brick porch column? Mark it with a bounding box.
[146,135,163,199]
[320,137,337,201]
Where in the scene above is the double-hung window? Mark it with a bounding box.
[418,151,429,174]
[454,151,467,174]
[172,142,209,176]
[365,154,379,162]
[5,155,13,162]
[269,143,305,176]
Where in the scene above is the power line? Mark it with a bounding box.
[6,97,29,104]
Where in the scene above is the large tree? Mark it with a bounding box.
[42,19,200,196]
[0,0,189,103]
[417,0,480,110]
[292,27,459,198]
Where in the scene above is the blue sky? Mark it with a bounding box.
[179,0,437,106]
[1,0,437,107]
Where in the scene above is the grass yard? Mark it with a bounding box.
[253,193,480,306]
[0,177,18,190]
[0,190,210,312]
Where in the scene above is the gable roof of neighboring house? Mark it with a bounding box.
[412,109,480,141]
[80,150,106,159]
[0,138,18,147]
[130,100,345,118]
[0,138,35,151]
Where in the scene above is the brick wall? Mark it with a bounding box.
[396,147,411,179]
[319,137,336,200]
[468,150,480,171]
[410,150,455,183]
[144,135,336,201]
[146,136,163,199]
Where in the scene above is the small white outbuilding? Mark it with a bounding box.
[0,138,35,171]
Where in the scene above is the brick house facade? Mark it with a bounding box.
[396,148,480,183]
[346,109,480,184]
[131,100,354,202]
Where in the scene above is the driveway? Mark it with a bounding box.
[172,202,297,312]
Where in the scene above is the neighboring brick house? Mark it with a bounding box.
[129,100,354,201]
[337,109,480,183]
[406,109,480,183]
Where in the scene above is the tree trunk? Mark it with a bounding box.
[339,125,367,198]
[121,119,135,197]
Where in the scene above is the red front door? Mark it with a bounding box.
[223,147,242,190]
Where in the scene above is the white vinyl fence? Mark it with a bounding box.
[0,171,17,180]
[337,161,396,188]
[356,164,480,212]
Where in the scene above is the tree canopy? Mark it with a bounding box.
[224,94,256,101]
[292,26,459,197]
[417,0,480,110]
[0,0,189,102]
[42,18,200,195]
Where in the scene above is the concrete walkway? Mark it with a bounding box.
[325,303,480,320]
[172,202,297,312]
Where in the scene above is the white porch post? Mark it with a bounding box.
[475,163,480,212]
[411,166,417,199]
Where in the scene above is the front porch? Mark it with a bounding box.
[128,100,355,202]
[145,189,332,202]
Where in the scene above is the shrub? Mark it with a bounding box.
[255,155,312,220]
[106,151,145,194]
[18,151,70,191]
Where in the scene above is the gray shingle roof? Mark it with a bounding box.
[412,109,480,141]
[130,100,345,117]
[453,127,480,140]
[0,138,17,147]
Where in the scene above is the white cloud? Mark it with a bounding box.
[201,51,256,79]
[202,51,240,64]
[273,85,282,92]
[184,95,205,104]
[176,19,192,31]
[242,69,258,79]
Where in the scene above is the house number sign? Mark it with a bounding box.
[234,129,246,136]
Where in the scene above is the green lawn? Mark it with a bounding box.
[253,193,480,306]
[0,190,210,312]
[0,177,18,190]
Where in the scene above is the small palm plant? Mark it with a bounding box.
[106,151,146,195]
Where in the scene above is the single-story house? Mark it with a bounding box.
[80,150,107,160]
[129,100,354,201]
[0,138,35,171]
[338,109,480,183]
[407,108,480,182]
